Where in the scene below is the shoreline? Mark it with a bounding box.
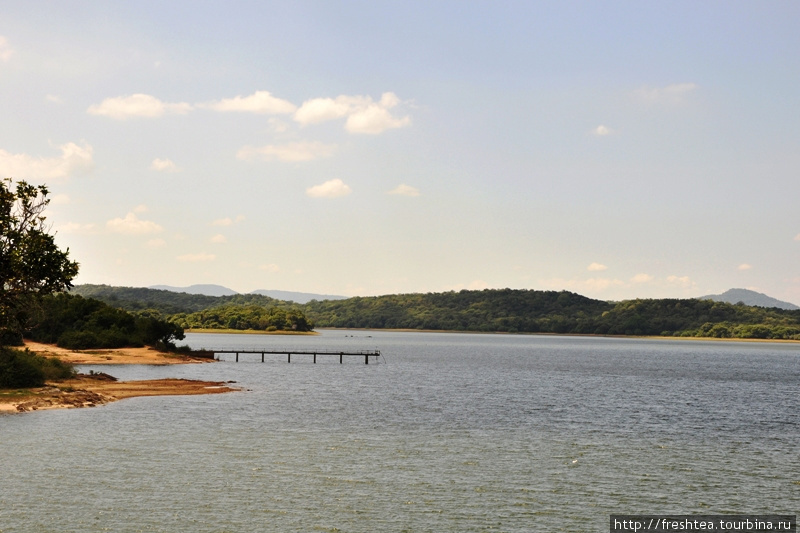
[1,341,236,414]
[314,327,800,344]
[0,374,238,413]
[185,328,318,335]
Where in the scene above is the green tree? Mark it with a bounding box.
[0,178,79,344]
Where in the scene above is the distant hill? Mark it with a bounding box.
[71,284,281,314]
[698,288,799,310]
[146,284,346,303]
[149,284,238,297]
[249,289,347,304]
[68,285,800,339]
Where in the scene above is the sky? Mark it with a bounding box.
[1,1,799,303]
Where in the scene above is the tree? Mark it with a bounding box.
[0,178,79,344]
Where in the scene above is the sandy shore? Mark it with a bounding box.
[22,340,214,365]
[0,342,236,414]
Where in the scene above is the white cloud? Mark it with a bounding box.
[593,125,612,136]
[237,141,336,162]
[211,215,245,226]
[635,83,697,103]
[201,91,296,114]
[45,94,63,104]
[794,233,800,242]
[0,142,94,180]
[630,273,654,284]
[346,104,411,134]
[87,94,192,119]
[388,184,420,197]
[0,36,14,62]
[146,238,166,248]
[294,95,361,125]
[587,262,608,272]
[106,212,163,235]
[259,263,280,272]
[738,263,753,271]
[306,178,352,198]
[294,92,411,134]
[210,234,227,243]
[177,253,216,262]
[666,275,693,288]
[150,158,181,173]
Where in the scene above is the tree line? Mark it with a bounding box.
[72,285,800,340]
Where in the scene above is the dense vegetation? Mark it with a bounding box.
[0,347,75,388]
[26,293,185,350]
[171,304,314,332]
[303,289,610,332]
[72,284,287,314]
[1,179,80,388]
[303,290,800,338]
[69,285,800,340]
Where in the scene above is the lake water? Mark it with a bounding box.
[1,331,798,532]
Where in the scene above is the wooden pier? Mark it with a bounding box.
[209,349,382,364]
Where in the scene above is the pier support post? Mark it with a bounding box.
[340,352,343,364]
[365,354,369,365]
[261,352,264,363]
[236,352,239,362]
[288,353,291,363]
[313,353,317,364]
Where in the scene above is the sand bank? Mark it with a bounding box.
[0,342,236,414]
[0,374,238,413]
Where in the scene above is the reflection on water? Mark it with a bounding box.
[1,331,798,532]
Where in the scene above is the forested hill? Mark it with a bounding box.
[71,284,294,314]
[303,289,611,332]
[70,285,800,339]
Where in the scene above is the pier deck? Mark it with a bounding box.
[207,349,381,364]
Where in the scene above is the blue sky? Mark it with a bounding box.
[2,1,799,302]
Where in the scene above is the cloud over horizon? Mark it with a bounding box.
[200,91,297,114]
[106,211,163,235]
[150,158,181,172]
[306,178,352,198]
[294,92,410,134]
[388,184,420,197]
[88,94,193,119]
[0,142,94,180]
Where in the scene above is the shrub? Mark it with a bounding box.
[0,348,75,389]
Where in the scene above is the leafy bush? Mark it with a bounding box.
[0,347,75,389]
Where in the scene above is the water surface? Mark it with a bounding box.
[1,331,798,532]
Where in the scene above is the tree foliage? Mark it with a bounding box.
[171,304,314,332]
[26,293,185,349]
[71,284,284,314]
[68,285,800,340]
[0,179,79,343]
